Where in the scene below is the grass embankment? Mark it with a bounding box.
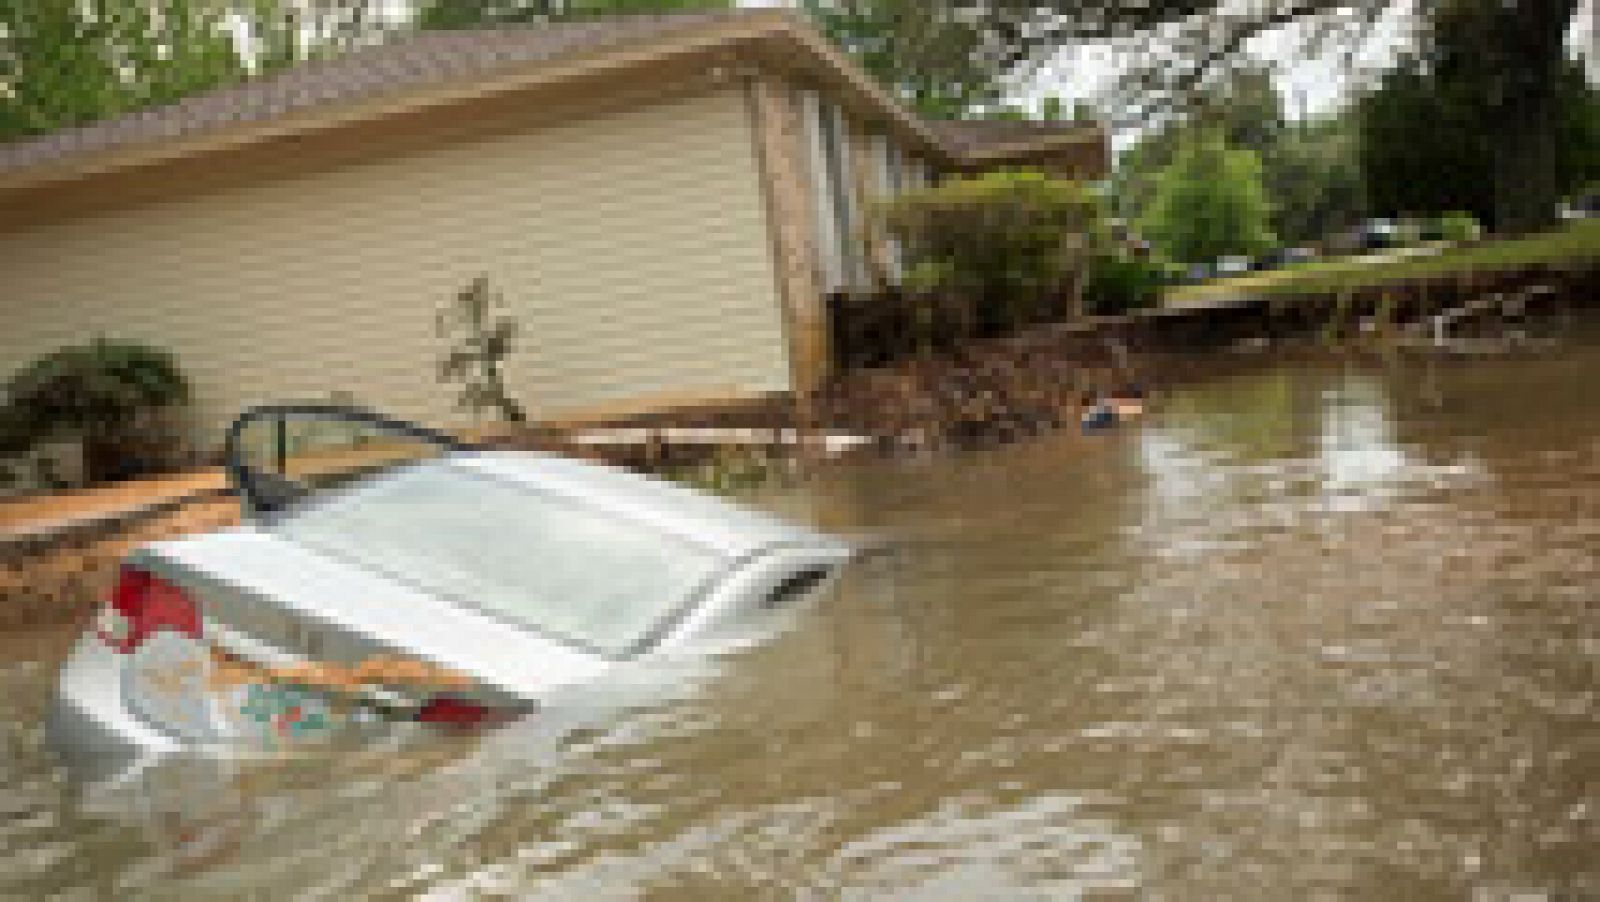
[1165,219,1600,306]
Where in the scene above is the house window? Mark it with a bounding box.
[875,134,907,282]
[801,92,841,293]
[818,102,862,291]
[881,135,904,196]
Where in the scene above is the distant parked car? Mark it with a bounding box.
[1258,247,1313,270]
[1214,255,1254,277]
[1357,219,1401,251]
[50,405,853,778]
[1559,194,1598,220]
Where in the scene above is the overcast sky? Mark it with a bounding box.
[1025,0,1596,127]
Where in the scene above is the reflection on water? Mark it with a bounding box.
[3,332,1598,898]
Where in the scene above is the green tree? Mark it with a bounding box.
[1140,132,1275,265]
[1,0,131,137]
[1116,65,1363,247]
[1359,48,1598,231]
[801,0,999,119]
[1113,64,1283,224]
[964,0,1586,232]
[417,0,729,30]
[1267,117,1365,246]
[1193,64,1284,153]
[0,0,312,141]
[121,0,250,108]
[1113,129,1181,225]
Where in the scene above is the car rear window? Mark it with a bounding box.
[274,464,727,657]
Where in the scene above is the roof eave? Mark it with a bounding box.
[751,16,953,164]
[955,129,1111,171]
[746,20,1111,173]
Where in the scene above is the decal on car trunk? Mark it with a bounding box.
[130,632,479,746]
[235,683,335,741]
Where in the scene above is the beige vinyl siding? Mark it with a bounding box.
[0,85,788,443]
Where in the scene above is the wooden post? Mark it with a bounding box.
[274,415,288,475]
[745,74,832,426]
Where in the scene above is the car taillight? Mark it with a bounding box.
[96,565,202,653]
[413,695,493,729]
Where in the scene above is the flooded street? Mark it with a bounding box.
[2,334,1596,898]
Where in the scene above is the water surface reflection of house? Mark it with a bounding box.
[0,11,1106,439]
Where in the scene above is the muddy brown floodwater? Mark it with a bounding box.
[1,324,1596,899]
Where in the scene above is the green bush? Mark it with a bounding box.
[0,404,28,461]
[4,338,190,483]
[1435,211,1483,242]
[1084,253,1166,315]
[881,169,1103,331]
[0,406,24,491]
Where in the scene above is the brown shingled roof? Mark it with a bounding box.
[0,10,1107,186]
[0,11,756,175]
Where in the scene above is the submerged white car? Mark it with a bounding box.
[50,406,851,778]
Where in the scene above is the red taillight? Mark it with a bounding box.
[96,566,202,653]
[413,695,492,729]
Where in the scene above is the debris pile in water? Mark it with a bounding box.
[813,325,1141,454]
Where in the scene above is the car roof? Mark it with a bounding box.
[441,450,844,560]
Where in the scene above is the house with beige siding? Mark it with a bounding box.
[0,10,1106,446]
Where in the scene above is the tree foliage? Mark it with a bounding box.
[940,0,1585,231]
[1359,49,1599,231]
[1114,66,1284,225]
[1266,117,1365,246]
[0,0,324,140]
[800,0,1001,119]
[1139,132,1276,265]
[1116,64,1361,249]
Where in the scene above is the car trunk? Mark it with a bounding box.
[116,528,611,746]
